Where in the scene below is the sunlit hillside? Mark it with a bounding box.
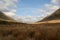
[33,9,60,24]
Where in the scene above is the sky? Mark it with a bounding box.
[0,0,60,23]
[17,0,50,16]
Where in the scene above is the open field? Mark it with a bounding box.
[0,21,60,40]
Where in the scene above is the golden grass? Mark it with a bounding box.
[33,20,60,24]
[0,21,60,40]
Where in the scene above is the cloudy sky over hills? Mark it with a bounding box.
[0,0,60,23]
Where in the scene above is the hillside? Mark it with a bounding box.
[33,8,60,24]
[38,8,60,22]
[0,11,16,22]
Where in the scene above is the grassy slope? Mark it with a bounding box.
[0,11,16,22]
[33,19,60,24]
[38,9,60,22]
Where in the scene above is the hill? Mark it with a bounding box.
[0,11,16,22]
[38,8,60,22]
[33,8,60,24]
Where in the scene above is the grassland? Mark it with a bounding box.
[0,21,60,40]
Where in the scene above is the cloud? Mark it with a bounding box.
[17,16,46,24]
[45,4,59,9]
[10,9,16,13]
[51,0,59,4]
[51,0,57,3]
[20,16,40,24]
[4,12,16,17]
[51,0,60,7]
[0,0,18,12]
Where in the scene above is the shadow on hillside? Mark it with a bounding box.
[0,21,8,25]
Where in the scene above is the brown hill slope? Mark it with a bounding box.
[0,11,16,22]
[39,8,60,22]
[33,8,60,24]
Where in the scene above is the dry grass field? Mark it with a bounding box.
[0,21,60,40]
